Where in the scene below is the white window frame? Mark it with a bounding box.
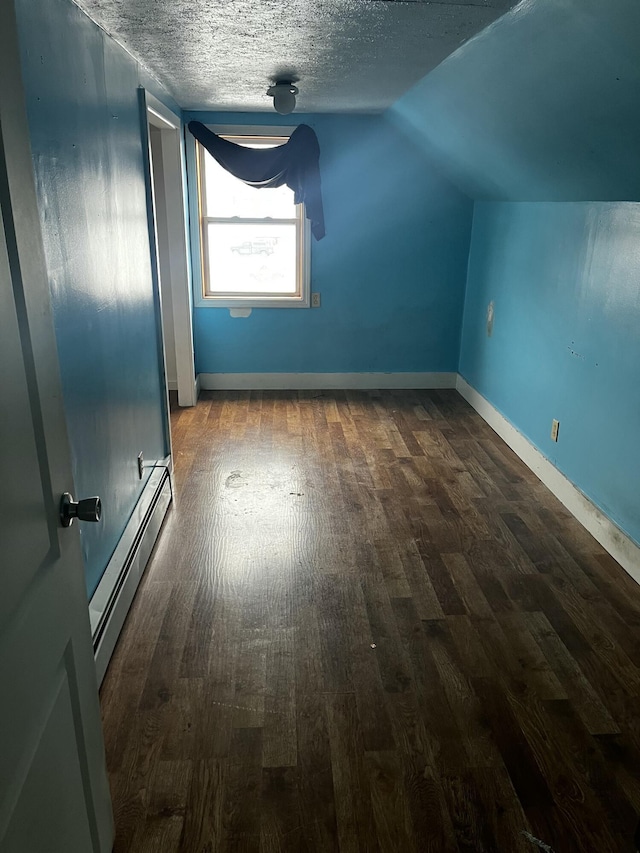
[193,124,311,309]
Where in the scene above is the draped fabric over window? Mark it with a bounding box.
[188,121,325,240]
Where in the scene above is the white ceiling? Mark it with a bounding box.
[75,0,519,113]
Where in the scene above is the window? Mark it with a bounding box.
[196,129,310,308]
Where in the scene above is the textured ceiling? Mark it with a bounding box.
[74,0,519,112]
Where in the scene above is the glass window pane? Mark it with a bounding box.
[206,222,297,295]
[203,143,295,219]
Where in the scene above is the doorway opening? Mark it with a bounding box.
[144,93,197,409]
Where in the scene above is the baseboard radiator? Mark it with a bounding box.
[90,465,173,686]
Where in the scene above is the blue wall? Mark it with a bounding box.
[16,0,175,596]
[185,112,473,375]
[388,0,640,202]
[460,202,640,546]
[388,0,640,550]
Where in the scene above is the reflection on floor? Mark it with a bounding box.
[100,389,640,852]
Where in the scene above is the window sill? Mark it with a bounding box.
[196,295,311,309]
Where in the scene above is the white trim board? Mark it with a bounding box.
[145,90,197,408]
[456,375,640,584]
[198,372,458,391]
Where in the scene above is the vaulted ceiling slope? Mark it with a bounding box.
[389,0,640,200]
[73,0,517,113]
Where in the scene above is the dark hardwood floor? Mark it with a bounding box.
[100,389,640,852]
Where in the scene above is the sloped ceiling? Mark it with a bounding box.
[74,0,518,112]
[389,0,640,200]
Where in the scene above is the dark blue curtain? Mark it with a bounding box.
[188,121,325,240]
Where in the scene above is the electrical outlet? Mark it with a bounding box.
[551,419,560,442]
[311,292,321,308]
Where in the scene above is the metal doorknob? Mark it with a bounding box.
[60,492,102,527]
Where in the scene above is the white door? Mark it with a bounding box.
[0,3,114,851]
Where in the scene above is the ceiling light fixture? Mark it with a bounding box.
[267,81,299,115]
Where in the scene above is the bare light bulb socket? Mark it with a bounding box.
[267,81,299,115]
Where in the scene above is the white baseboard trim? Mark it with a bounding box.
[90,465,173,685]
[195,373,201,399]
[456,375,640,584]
[198,372,458,391]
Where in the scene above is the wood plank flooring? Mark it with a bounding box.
[100,390,640,852]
